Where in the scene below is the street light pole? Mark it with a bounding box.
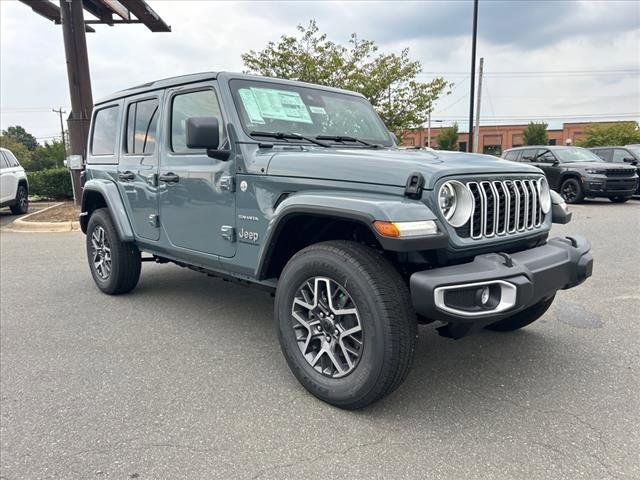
[467,0,479,153]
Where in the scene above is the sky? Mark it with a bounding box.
[1,0,639,143]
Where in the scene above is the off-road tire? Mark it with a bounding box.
[485,295,555,332]
[275,240,417,409]
[10,185,28,215]
[560,178,584,204]
[610,196,630,203]
[86,208,141,295]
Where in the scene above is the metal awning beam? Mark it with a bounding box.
[118,0,171,32]
[17,0,95,32]
[95,0,131,21]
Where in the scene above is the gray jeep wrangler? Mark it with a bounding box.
[80,72,593,409]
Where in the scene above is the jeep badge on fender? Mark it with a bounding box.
[80,72,593,409]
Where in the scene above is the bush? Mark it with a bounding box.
[26,168,73,199]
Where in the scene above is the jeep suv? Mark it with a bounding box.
[589,146,640,195]
[0,147,29,214]
[502,145,638,203]
[80,73,593,409]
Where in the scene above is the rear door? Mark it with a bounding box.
[117,94,162,241]
[159,82,236,257]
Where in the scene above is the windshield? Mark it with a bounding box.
[554,147,602,163]
[230,79,393,146]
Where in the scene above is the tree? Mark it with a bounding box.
[1,125,38,151]
[522,122,548,146]
[576,121,640,147]
[31,139,66,171]
[241,20,451,139]
[0,135,31,166]
[436,123,459,151]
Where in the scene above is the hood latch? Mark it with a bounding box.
[404,172,425,199]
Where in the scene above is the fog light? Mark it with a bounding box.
[480,286,490,305]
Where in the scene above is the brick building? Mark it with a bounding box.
[402,121,628,155]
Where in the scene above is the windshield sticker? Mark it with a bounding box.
[248,87,313,124]
[239,89,266,124]
[308,105,327,115]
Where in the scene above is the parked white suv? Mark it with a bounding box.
[0,147,29,215]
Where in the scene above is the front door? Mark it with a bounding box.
[159,83,236,258]
[532,149,562,189]
[117,94,162,241]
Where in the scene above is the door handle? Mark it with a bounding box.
[159,172,179,183]
[118,170,135,181]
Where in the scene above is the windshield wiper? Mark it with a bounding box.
[315,135,382,148]
[250,131,330,147]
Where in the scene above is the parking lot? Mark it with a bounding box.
[1,199,639,479]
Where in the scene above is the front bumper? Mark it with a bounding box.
[584,177,638,198]
[410,235,593,327]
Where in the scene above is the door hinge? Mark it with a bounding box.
[148,214,159,227]
[220,225,236,242]
[220,176,235,192]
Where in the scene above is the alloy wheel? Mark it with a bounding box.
[18,188,27,210]
[90,225,112,280]
[562,182,577,202]
[291,277,363,378]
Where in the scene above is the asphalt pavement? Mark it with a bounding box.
[1,199,639,479]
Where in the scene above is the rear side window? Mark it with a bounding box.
[0,152,9,169]
[521,149,537,162]
[171,89,226,153]
[503,151,518,161]
[91,105,120,155]
[3,150,19,167]
[126,98,159,155]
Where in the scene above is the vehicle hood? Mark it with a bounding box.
[563,161,636,171]
[265,148,542,189]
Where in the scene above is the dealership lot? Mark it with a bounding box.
[1,199,639,480]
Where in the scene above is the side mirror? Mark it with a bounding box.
[552,159,560,165]
[623,157,638,165]
[186,117,230,161]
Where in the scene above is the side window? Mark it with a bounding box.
[536,149,556,163]
[91,105,120,155]
[504,151,517,161]
[126,98,159,155]
[0,152,9,169]
[612,149,629,163]
[6,150,20,167]
[521,149,536,162]
[593,148,611,161]
[171,89,226,153]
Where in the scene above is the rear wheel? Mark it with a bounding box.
[275,240,417,409]
[86,208,141,295]
[610,196,630,203]
[9,185,28,215]
[560,178,584,204]
[485,295,555,332]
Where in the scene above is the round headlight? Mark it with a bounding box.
[437,180,473,227]
[537,177,551,214]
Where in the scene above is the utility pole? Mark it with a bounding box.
[467,0,479,153]
[52,107,67,165]
[473,57,484,153]
[427,111,431,148]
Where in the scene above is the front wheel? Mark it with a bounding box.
[560,178,584,204]
[86,208,141,295]
[9,185,28,215]
[485,295,555,332]
[610,196,630,203]
[275,241,417,409]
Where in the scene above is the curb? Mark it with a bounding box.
[6,203,81,233]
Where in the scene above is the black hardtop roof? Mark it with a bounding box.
[94,72,365,105]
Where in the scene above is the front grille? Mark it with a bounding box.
[606,169,635,177]
[461,179,544,240]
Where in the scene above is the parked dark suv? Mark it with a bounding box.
[589,146,640,195]
[502,146,638,203]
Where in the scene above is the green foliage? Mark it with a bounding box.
[436,123,459,151]
[1,125,38,151]
[241,20,451,139]
[576,122,640,147]
[30,139,66,171]
[522,122,549,146]
[0,135,31,165]
[26,168,73,199]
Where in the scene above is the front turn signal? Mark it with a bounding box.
[373,220,438,238]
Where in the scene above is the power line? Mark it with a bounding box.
[419,68,640,77]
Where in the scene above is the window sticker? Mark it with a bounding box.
[308,106,327,115]
[239,88,266,124]
[238,87,313,124]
